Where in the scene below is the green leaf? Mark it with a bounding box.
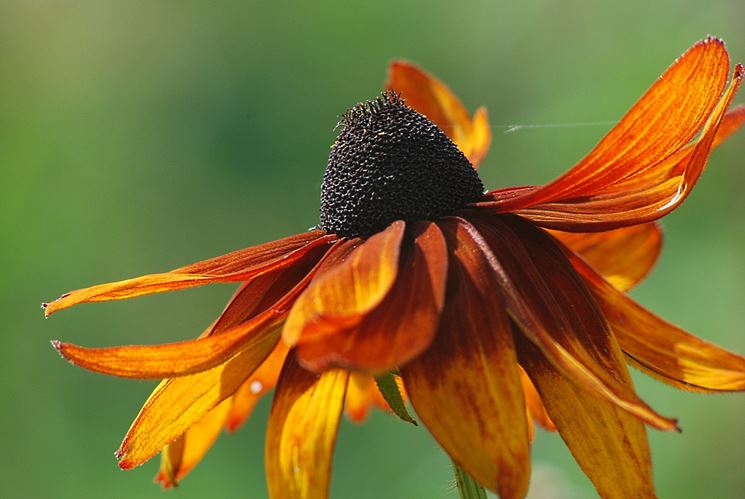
[453,462,487,499]
[374,372,417,425]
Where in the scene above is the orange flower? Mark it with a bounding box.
[45,37,745,498]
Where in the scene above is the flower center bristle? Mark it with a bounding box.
[319,92,484,237]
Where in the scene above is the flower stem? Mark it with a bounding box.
[453,462,487,499]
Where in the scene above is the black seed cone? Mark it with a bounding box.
[320,93,484,237]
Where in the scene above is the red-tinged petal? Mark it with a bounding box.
[570,255,745,392]
[494,37,731,211]
[226,340,290,432]
[518,366,556,433]
[386,61,491,167]
[115,336,280,469]
[296,221,447,373]
[548,222,663,292]
[43,231,336,317]
[401,219,530,498]
[155,397,232,488]
[51,248,327,379]
[517,334,655,498]
[493,63,743,232]
[467,214,678,430]
[283,221,405,345]
[265,354,348,499]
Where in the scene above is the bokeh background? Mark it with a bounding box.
[2,1,744,498]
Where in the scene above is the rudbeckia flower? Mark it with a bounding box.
[45,36,745,498]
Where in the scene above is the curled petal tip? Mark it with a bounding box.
[50,339,62,354]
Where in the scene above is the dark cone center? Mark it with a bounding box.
[319,93,484,237]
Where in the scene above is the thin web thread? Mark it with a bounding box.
[495,120,617,134]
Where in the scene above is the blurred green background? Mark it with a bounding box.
[2,1,744,497]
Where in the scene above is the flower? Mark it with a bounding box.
[45,36,745,498]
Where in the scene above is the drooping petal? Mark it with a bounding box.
[401,219,530,498]
[467,214,677,430]
[265,354,348,499]
[115,334,281,469]
[43,231,336,317]
[344,372,376,423]
[494,37,731,210]
[296,221,448,373]
[548,222,663,292]
[283,221,405,345]
[51,246,327,378]
[226,340,290,432]
[569,254,745,392]
[517,333,655,498]
[386,61,491,167]
[518,366,555,433]
[155,398,232,488]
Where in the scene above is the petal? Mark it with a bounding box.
[548,222,663,292]
[51,246,327,378]
[518,366,555,433]
[115,335,280,469]
[155,397,232,488]
[344,372,376,423]
[283,221,405,345]
[467,214,677,430]
[507,64,742,231]
[401,219,530,498]
[296,221,448,372]
[43,231,335,316]
[517,333,655,498]
[495,37,731,210]
[265,354,348,499]
[569,255,745,392]
[226,340,290,432]
[385,61,491,167]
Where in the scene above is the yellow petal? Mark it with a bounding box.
[401,219,530,498]
[265,354,348,499]
[115,329,280,469]
[548,222,662,292]
[155,398,232,488]
[518,334,655,498]
[571,255,745,392]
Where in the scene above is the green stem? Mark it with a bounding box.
[453,462,487,499]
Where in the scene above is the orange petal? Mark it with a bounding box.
[386,61,491,167]
[401,219,530,498]
[495,37,731,210]
[115,333,280,469]
[570,255,745,392]
[518,366,555,433]
[517,333,655,498]
[468,214,677,430]
[344,372,375,423]
[548,222,663,292]
[226,340,290,432]
[265,354,348,499]
[51,249,326,378]
[296,221,448,372]
[283,221,405,345]
[43,231,335,317]
[155,397,232,488]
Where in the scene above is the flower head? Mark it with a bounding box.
[46,37,745,498]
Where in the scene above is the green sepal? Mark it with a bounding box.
[453,462,487,499]
[374,372,417,425]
